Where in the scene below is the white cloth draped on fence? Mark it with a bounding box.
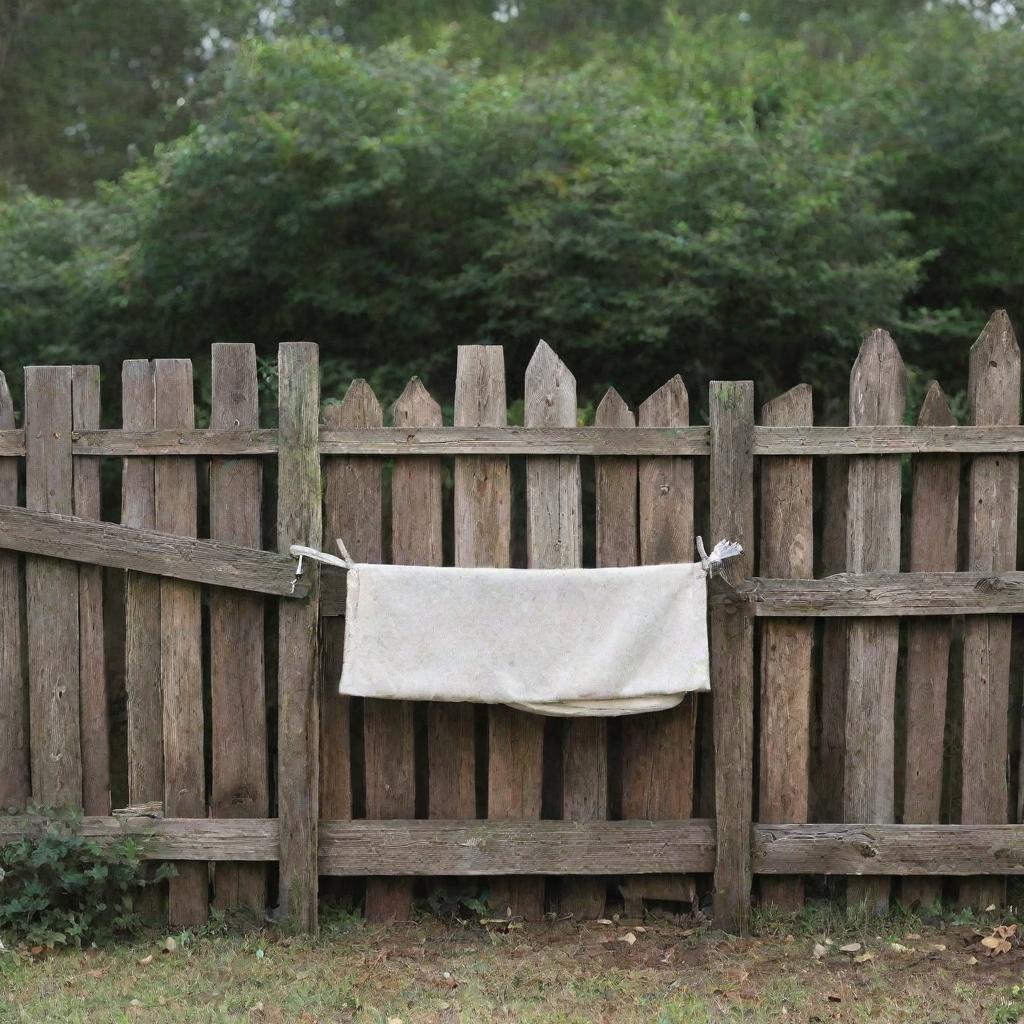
[318,539,740,718]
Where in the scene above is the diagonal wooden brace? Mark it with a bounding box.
[0,503,312,597]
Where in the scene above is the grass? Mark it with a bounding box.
[3,902,1024,1023]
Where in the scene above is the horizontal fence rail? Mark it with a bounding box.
[6,423,1024,457]
[5,815,1024,877]
[732,572,1024,616]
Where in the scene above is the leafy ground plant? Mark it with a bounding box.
[0,805,173,949]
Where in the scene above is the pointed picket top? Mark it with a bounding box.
[393,377,442,428]
[326,378,382,429]
[762,383,812,427]
[525,340,576,428]
[639,375,688,428]
[455,346,506,428]
[0,371,12,428]
[850,328,905,426]
[917,380,956,428]
[969,310,1020,426]
[595,387,634,428]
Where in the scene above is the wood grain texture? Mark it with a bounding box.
[277,342,322,934]
[709,380,755,934]
[13,422,1024,459]
[526,342,601,918]
[622,376,697,913]
[0,371,28,812]
[844,330,905,914]
[7,815,1024,878]
[961,310,1020,911]
[734,572,1024,615]
[902,383,959,908]
[0,503,306,596]
[450,347,519,912]
[69,426,709,457]
[362,379,438,923]
[210,344,267,912]
[72,366,109,817]
[24,365,82,808]
[758,384,813,911]
[432,352,495,831]
[320,381,382,828]
[154,359,206,927]
[121,361,163,922]
[818,457,848,823]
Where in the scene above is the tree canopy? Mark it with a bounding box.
[1,3,1022,417]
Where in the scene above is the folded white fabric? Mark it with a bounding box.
[337,558,716,718]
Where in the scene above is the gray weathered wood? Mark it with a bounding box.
[0,371,28,812]
[72,366,109,817]
[844,329,905,914]
[753,425,1024,455]
[7,815,1024,878]
[902,382,959,909]
[320,381,382,829]
[731,571,1024,615]
[362,379,436,923]
[121,360,164,936]
[477,346,544,921]
[0,504,307,597]
[25,365,82,808]
[154,359,207,927]
[758,384,813,911]
[277,342,322,934]
[210,344,267,912]
[818,456,848,823]
[68,426,708,457]
[709,380,755,933]
[622,376,698,912]
[961,310,1020,911]
[527,342,599,918]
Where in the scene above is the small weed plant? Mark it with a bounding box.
[0,805,173,948]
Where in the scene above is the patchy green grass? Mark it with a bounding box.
[3,906,1024,1023]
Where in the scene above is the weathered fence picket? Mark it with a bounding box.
[902,382,959,909]
[758,384,813,912]
[210,344,267,912]
[0,371,27,812]
[961,311,1020,910]
[4,312,1024,937]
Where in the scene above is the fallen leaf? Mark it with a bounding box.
[853,952,874,964]
[839,943,862,953]
[890,942,910,953]
[137,955,153,966]
[596,918,613,926]
[985,904,997,912]
[967,956,978,965]
[812,943,828,960]
[162,936,177,954]
[905,932,922,940]
[929,944,947,952]
[386,1018,404,1024]
[619,932,637,946]
[634,926,647,933]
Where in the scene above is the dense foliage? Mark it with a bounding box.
[1,4,1022,416]
[0,807,172,948]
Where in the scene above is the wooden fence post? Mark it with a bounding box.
[961,310,1020,911]
[277,342,321,934]
[844,330,905,914]
[902,382,959,909]
[709,380,755,933]
[210,344,267,912]
[0,371,28,812]
[25,365,82,808]
[758,384,813,911]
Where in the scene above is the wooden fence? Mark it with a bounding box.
[3,313,1024,935]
